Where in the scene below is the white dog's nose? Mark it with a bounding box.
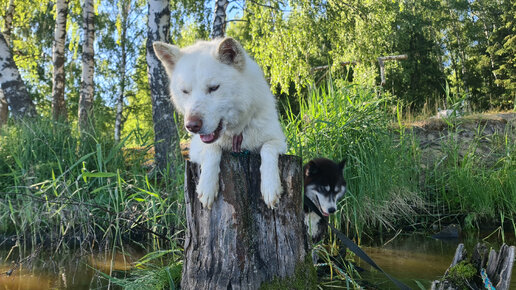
[186,116,203,133]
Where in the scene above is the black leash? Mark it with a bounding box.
[304,196,412,290]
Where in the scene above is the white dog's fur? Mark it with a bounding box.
[153,38,287,209]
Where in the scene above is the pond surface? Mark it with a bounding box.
[0,231,514,289]
[0,247,141,289]
[359,230,516,289]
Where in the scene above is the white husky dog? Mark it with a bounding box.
[153,38,287,209]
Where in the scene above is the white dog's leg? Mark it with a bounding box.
[260,140,286,208]
[197,145,222,209]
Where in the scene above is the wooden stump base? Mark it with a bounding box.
[181,152,312,290]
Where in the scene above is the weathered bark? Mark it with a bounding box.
[3,0,15,45]
[211,0,229,39]
[182,153,311,289]
[146,0,180,173]
[114,0,130,143]
[52,0,69,121]
[0,32,37,120]
[0,90,8,127]
[78,0,95,135]
[432,243,515,290]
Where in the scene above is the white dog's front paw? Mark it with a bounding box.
[196,178,218,209]
[261,178,282,209]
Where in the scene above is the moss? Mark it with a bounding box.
[259,256,318,290]
[446,261,477,289]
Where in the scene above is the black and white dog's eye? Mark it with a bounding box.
[182,89,190,94]
[208,85,220,93]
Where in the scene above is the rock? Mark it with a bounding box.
[432,224,461,239]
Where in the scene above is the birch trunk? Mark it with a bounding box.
[3,0,14,45]
[0,90,7,127]
[211,0,229,39]
[78,0,95,135]
[146,0,180,173]
[0,0,16,127]
[114,0,129,143]
[182,153,313,289]
[0,32,36,120]
[52,0,69,121]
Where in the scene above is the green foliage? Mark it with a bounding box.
[446,261,477,289]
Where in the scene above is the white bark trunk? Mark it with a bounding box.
[0,0,15,127]
[0,32,36,119]
[52,0,68,121]
[78,0,95,134]
[211,0,229,39]
[146,0,180,172]
[114,0,129,143]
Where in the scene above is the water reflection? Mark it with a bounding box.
[1,231,514,289]
[360,231,516,289]
[0,248,141,289]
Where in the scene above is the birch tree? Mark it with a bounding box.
[0,32,36,119]
[114,0,129,143]
[0,90,7,126]
[0,0,15,127]
[78,0,95,134]
[146,0,179,173]
[52,0,69,121]
[211,0,229,38]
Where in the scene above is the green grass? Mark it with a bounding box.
[424,121,516,229]
[0,118,185,252]
[284,80,425,238]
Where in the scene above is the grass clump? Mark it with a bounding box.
[284,80,425,237]
[0,118,185,251]
[423,120,516,229]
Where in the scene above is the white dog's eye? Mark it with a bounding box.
[182,89,190,95]
[208,85,220,93]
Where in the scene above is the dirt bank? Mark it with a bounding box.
[406,112,516,168]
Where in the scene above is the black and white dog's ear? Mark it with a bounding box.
[153,41,182,74]
[305,160,318,177]
[217,37,245,71]
[338,159,346,172]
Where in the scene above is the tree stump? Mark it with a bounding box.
[181,152,312,289]
[432,243,515,290]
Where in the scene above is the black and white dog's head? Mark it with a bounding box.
[304,158,347,217]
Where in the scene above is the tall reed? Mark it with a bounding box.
[283,80,425,237]
[0,118,184,252]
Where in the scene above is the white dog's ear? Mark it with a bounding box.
[217,37,245,70]
[153,41,182,72]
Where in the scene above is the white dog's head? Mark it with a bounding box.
[153,38,254,144]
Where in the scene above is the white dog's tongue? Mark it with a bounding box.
[200,133,215,143]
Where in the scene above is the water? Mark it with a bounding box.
[0,247,141,289]
[0,232,514,289]
[359,231,516,289]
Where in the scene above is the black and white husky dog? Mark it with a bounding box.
[303,158,347,241]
